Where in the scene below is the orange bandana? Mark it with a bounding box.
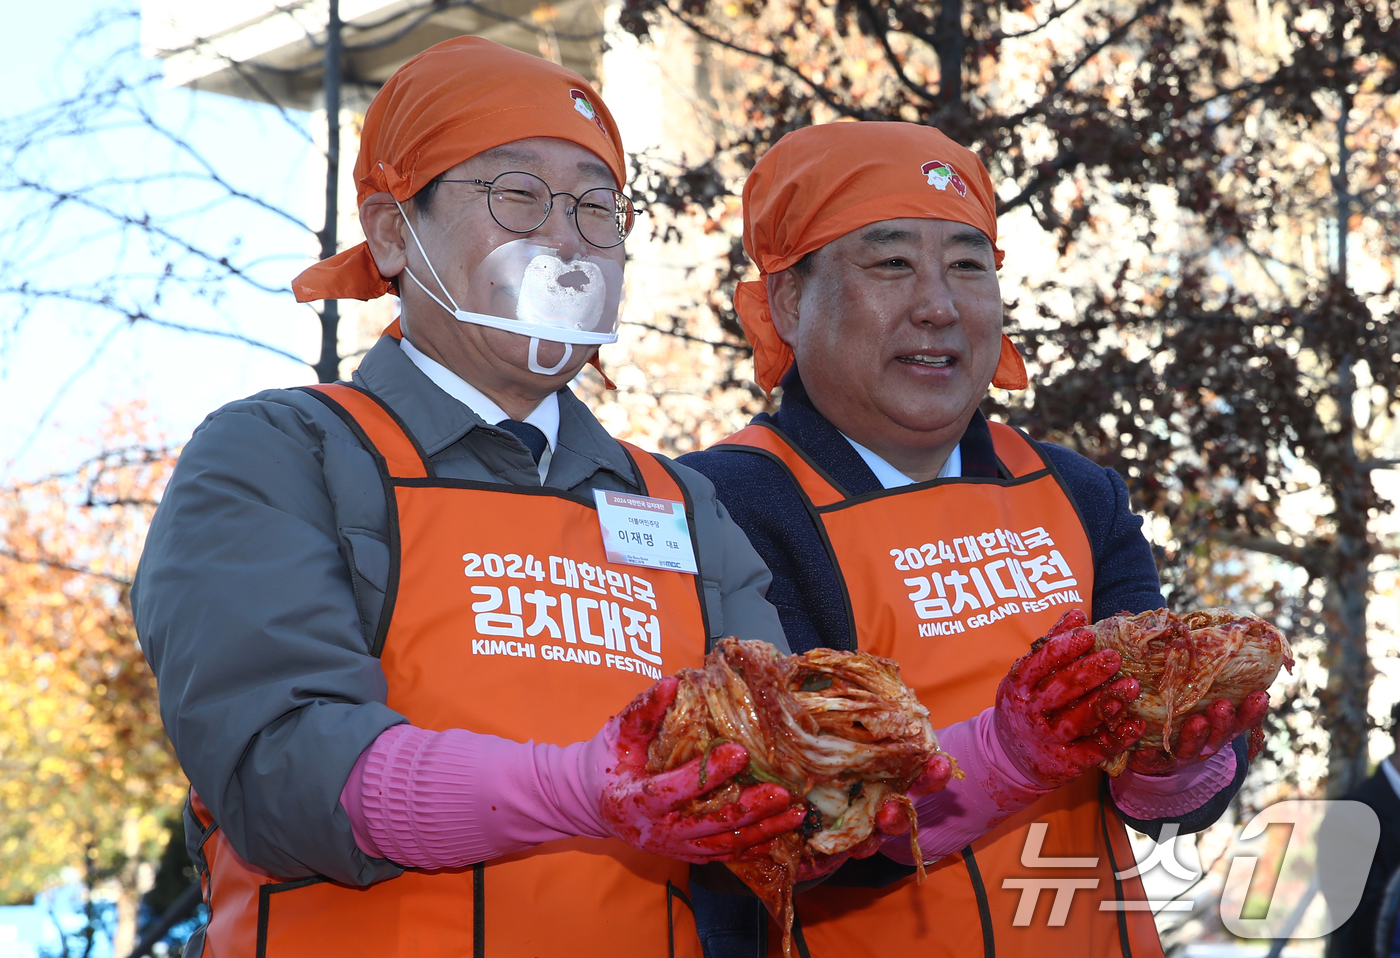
[737,122,1027,396]
[292,37,626,304]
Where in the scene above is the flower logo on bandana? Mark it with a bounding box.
[920,159,968,197]
[569,89,608,135]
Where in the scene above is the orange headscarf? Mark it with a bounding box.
[292,37,626,303]
[737,121,1027,396]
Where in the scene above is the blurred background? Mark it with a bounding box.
[0,0,1394,954]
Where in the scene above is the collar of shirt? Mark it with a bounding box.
[840,435,962,488]
[353,337,640,490]
[399,336,559,481]
[1382,754,1400,802]
[763,370,999,495]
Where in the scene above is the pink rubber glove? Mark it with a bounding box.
[342,724,617,868]
[1111,745,1238,819]
[882,707,1051,865]
[599,675,809,863]
[342,676,807,869]
[995,609,1145,788]
[1126,691,1270,774]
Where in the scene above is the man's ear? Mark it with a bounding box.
[767,268,803,349]
[360,192,408,279]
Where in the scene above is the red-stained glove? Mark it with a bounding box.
[871,752,958,837]
[598,676,808,863]
[1126,690,1271,774]
[995,609,1145,789]
[791,752,958,881]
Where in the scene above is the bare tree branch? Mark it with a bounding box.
[7,322,126,469]
[125,99,316,234]
[1215,532,1325,576]
[0,547,132,587]
[659,4,869,120]
[11,179,290,295]
[848,0,940,105]
[0,288,309,367]
[990,0,1085,40]
[623,320,751,352]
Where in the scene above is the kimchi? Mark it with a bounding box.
[646,638,952,954]
[1089,609,1294,775]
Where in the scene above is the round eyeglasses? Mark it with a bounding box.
[439,171,639,249]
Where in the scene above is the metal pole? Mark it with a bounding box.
[314,0,343,383]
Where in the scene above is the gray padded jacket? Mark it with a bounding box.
[133,336,787,888]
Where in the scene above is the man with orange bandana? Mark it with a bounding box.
[133,39,819,958]
[680,122,1267,957]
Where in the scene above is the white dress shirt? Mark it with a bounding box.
[400,337,558,482]
[841,434,962,489]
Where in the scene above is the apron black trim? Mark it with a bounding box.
[297,384,435,478]
[390,475,599,508]
[1099,776,1136,958]
[648,453,715,646]
[354,384,437,479]
[184,794,217,956]
[474,862,486,958]
[791,908,814,958]
[813,423,1060,513]
[709,438,859,651]
[666,880,694,958]
[713,422,852,499]
[628,448,653,497]
[813,468,1055,515]
[255,876,330,958]
[300,386,403,659]
[1014,424,1099,584]
[990,422,1056,478]
[961,845,996,958]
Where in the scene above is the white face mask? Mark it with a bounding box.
[394,199,623,375]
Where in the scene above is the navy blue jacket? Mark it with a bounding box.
[678,372,1248,958]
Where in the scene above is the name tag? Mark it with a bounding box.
[593,490,698,574]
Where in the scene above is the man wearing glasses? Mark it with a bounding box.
[133,38,807,957]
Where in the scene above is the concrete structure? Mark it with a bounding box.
[141,0,604,106]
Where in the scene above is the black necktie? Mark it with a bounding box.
[495,419,548,465]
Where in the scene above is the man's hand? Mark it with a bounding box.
[872,752,956,836]
[1126,690,1270,775]
[598,676,808,863]
[787,751,957,882]
[995,609,1145,789]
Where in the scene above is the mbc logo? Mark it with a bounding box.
[1004,800,1379,938]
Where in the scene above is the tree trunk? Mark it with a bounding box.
[111,811,149,958]
[1322,347,1373,797]
[1322,564,1372,797]
[113,880,140,958]
[936,0,965,109]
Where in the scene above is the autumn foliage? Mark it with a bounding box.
[0,405,184,947]
[619,0,1398,797]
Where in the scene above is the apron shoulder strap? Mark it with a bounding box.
[301,383,431,479]
[616,442,716,640]
[986,421,1052,479]
[713,423,846,507]
[617,440,684,501]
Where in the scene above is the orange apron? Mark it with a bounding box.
[715,421,1163,958]
[189,383,709,958]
